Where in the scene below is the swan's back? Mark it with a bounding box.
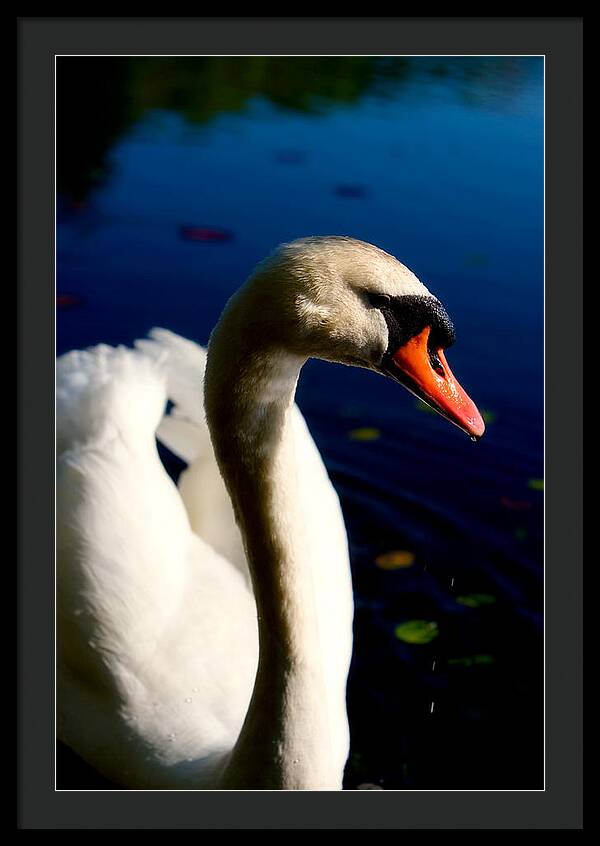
[57,337,258,788]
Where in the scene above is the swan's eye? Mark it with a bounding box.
[368,293,391,309]
[429,349,445,376]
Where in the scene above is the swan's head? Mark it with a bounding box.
[227,236,485,439]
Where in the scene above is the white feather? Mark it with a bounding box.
[57,337,259,788]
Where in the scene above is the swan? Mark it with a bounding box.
[57,236,484,790]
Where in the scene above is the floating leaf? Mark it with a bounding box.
[348,427,380,441]
[335,184,367,198]
[179,226,233,242]
[375,550,415,570]
[394,620,439,644]
[514,528,528,541]
[464,252,489,268]
[274,149,306,164]
[448,654,495,668]
[349,752,364,769]
[528,478,544,491]
[456,593,496,608]
[500,497,531,511]
[415,399,437,414]
[338,403,365,419]
[57,293,82,309]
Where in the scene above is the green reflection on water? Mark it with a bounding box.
[57,56,537,200]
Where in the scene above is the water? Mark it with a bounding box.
[56,57,543,790]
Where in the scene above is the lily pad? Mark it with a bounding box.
[375,550,415,570]
[500,497,531,511]
[456,593,496,608]
[338,403,365,419]
[348,427,381,441]
[274,149,306,165]
[335,184,367,198]
[415,399,437,414]
[514,528,528,541]
[179,225,233,242]
[464,252,489,268]
[394,620,439,644]
[57,293,82,309]
[448,654,495,667]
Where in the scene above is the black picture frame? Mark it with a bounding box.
[18,16,582,829]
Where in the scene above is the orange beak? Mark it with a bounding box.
[389,326,485,439]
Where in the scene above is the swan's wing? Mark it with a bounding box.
[134,328,209,463]
[135,329,249,580]
[57,343,167,457]
[57,342,258,788]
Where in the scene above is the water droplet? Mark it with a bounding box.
[167,732,176,741]
[191,687,199,693]
[184,697,192,703]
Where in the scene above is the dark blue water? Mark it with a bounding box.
[57,57,544,789]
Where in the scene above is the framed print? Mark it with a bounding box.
[18,16,582,830]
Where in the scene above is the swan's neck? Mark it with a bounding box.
[205,312,340,789]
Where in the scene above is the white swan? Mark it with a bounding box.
[57,236,484,790]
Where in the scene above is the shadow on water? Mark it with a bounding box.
[56,56,543,791]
